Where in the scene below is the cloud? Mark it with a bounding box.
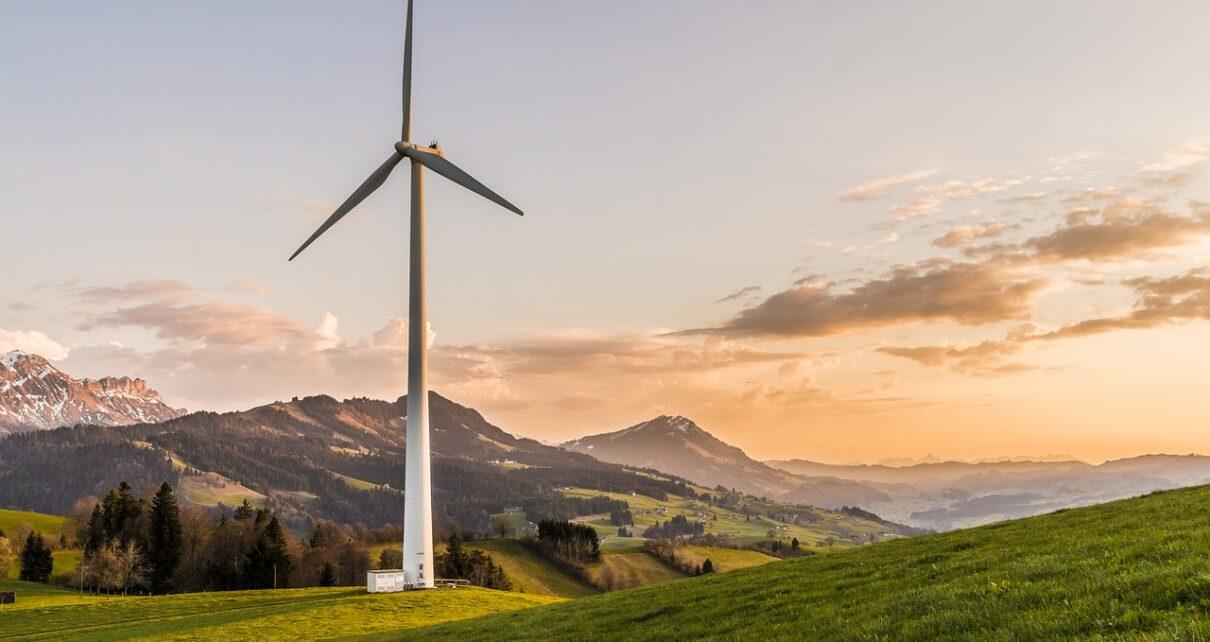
[880,268,1210,374]
[1036,269,1210,340]
[877,325,1036,376]
[1141,141,1210,172]
[933,221,1020,248]
[1023,200,1210,262]
[716,285,762,304]
[684,259,1045,339]
[889,178,1023,220]
[370,317,437,349]
[77,278,200,303]
[838,170,938,202]
[0,328,70,360]
[78,300,319,348]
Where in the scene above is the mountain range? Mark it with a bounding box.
[0,390,705,532]
[0,351,184,434]
[1,351,1205,534]
[561,415,896,507]
[560,413,1210,531]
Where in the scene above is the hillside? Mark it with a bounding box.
[0,508,80,583]
[409,485,1209,640]
[467,539,599,599]
[0,581,559,641]
[562,415,892,506]
[0,392,698,532]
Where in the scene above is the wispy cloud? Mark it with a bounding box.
[838,169,938,202]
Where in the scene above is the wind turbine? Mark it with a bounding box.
[288,0,524,590]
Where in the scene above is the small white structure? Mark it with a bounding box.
[367,570,410,593]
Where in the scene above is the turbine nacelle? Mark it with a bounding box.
[394,141,443,158]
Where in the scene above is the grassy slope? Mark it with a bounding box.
[409,485,1209,641]
[0,508,80,583]
[468,539,599,599]
[562,487,884,549]
[585,549,686,588]
[678,545,778,573]
[0,508,68,538]
[0,585,561,641]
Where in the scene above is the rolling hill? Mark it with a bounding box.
[408,484,1209,640]
[0,392,698,532]
[0,393,906,546]
[0,507,80,583]
[769,454,1210,530]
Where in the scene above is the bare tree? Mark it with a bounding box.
[492,516,516,538]
[98,540,147,596]
[0,537,13,578]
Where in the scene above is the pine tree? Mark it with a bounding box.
[18,532,53,583]
[148,482,183,593]
[85,504,107,556]
[233,499,255,521]
[318,562,336,587]
[244,516,292,589]
[702,558,714,574]
[101,482,141,545]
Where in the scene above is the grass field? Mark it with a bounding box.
[408,485,1210,641]
[0,578,113,612]
[0,583,562,641]
[1,508,81,583]
[584,549,686,589]
[561,487,885,549]
[0,508,69,538]
[468,539,599,599]
[678,545,777,573]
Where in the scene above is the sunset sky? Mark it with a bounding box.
[3,1,1208,463]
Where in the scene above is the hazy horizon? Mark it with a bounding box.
[4,1,1209,463]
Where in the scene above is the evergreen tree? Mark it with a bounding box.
[233,499,255,521]
[318,562,336,587]
[85,504,107,556]
[148,482,183,593]
[702,558,714,574]
[244,517,292,589]
[101,482,141,545]
[444,529,467,577]
[18,532,53,583]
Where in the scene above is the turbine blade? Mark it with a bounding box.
[288,151,404,261]
[405,147,524,216]
[401,0,413,142]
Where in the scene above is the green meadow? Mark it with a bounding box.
[410,485,1209,641]
[2,486,1204,640]
[561,486,885,549]
[0,583,560,641]
[0,508,80,583]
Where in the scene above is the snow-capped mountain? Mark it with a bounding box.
[0,350,184,434]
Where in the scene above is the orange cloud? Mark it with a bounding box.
[685,259,1045,339]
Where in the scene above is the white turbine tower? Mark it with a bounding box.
[289,0,524,590]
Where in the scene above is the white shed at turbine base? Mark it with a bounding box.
[366,570,410,593]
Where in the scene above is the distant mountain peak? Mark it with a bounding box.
[561,413,876,505]
[0,352,185,434]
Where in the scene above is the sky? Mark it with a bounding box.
[3,1,1209,464]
